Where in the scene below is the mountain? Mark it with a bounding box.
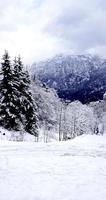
[31,54,106,103]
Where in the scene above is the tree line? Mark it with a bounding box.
[0,50,38,137]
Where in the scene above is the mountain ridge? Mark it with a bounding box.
[31,54,106,103]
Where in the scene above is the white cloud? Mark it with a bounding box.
[0,0,106,64]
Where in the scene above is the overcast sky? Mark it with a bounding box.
[0,0,106,64]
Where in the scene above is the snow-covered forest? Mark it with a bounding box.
[0,51,106,142]
[0,51,38,140]
[0,51,106,200]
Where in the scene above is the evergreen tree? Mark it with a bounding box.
[15,56,38,136]
[12,57,23,128]
[0,52,38,136]
[0,51,20,130]
[23,71,38,136]
[13,56,27,128]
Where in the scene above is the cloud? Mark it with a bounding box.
[0,0,106,64]
[0,0,62,64]
[45,0,106,56]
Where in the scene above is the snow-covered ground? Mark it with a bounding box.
[0,134,106,200]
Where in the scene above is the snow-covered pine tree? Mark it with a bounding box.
[16,56,38,136]
[0,51,20,130]
[12,57,23,128]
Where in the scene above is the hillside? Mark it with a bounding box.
[31,54,106,103]
[0,134,106,200]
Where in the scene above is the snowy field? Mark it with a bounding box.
[0,134,106,200]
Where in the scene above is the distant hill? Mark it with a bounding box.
[31,54,106,103]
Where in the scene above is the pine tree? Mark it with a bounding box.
[13,56,26,128]
[0,51,20,130]
[12,57,23,127]
[0,52,38,136]
[23,71,38,136]
[16,56,38,136]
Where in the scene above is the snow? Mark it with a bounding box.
[0,134,106,200]
[0,127,36,142]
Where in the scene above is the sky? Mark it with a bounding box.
[0,0,106,64]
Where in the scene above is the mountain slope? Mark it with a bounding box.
[31,54,106,103]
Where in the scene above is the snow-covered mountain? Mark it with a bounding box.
[31,54,106,103]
